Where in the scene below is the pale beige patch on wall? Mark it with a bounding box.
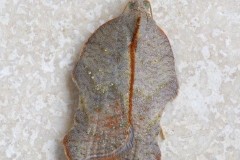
[0,0,240,160]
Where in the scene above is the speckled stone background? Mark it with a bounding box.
[0,0,240,160]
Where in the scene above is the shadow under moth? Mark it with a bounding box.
[63,0,178,159]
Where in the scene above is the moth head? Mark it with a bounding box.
[124,0,152,16]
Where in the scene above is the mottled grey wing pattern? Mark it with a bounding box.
[130,16,179,160]
[133,16,178,120]
[136,18,178,102]
[63,13,138,160]
[63,0,179,160]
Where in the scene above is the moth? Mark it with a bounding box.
[63,0,178,159]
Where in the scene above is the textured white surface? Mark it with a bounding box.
[0,0,240,160]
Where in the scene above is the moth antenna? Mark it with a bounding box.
[149,1,153,16]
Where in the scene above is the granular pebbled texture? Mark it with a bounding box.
[63,0,178,159]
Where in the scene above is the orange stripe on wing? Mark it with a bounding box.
[128,17,141,125]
